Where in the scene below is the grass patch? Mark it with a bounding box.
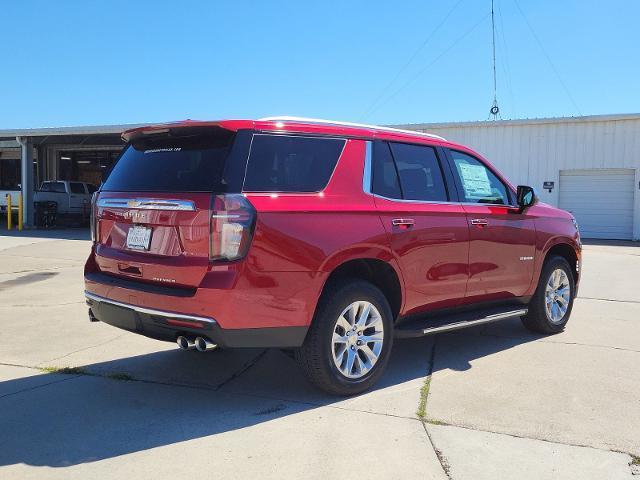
[631,455,640,465]
[416,376,431,420]
[40,366,87,375]
[40,367,133,382]
[425,418,449,426]
[106,372,134,381]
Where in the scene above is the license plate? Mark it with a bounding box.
[126,226,152,250]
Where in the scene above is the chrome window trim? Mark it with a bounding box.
[96,198,196,211]
[362,140,373,193]
[258,116,447,141]
[85,291,216,325]
[363,140,461,206]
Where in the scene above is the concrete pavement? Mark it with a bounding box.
[0,229,637,478]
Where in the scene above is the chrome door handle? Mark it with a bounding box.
[392,218,415,227]
[470,218,488,226]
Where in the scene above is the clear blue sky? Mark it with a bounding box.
[1,0,638,128]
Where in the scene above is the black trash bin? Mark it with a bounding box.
[34,201,57,229]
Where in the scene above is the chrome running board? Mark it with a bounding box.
[395,308,528,338]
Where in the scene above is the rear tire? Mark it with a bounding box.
[296,279,393,395]
[522,255,575,334]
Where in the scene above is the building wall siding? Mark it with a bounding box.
[401,117,640,240]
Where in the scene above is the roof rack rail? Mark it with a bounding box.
[258,116,446,141]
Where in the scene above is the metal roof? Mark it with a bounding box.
[0,123,151,141]
[2,113,638,142]
[393,113,640,130]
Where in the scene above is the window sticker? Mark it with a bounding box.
[458,163,492,198]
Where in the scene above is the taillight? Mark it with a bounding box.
[209,194,256,261]
[90,192,99,243]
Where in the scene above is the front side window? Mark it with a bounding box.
[389,142,448,202]
[243,134,345,192]
[449,150,510,205]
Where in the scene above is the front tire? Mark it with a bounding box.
[522,256,575,334]
[296,279,393,395]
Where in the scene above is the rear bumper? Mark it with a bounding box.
[85,291,308,348]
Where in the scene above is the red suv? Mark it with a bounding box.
[85,117,581,395]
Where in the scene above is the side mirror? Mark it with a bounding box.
[516,185,537,212]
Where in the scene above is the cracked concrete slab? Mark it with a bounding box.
[219,337,435,418]
[1,230,639,478]
[0,364,447,480]
[427,327,640,455]
[0,364,79,398]
[480,298,640,352]
[426,424,634,480]
[577,243,640,302]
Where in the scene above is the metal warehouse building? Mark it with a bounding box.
[1,113,639,240]
[400,113,640,240]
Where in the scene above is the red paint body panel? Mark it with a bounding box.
[86,118,581,340]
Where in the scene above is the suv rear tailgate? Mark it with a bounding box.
[95,193,212,288]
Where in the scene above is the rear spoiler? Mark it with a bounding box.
[122,120,251,142]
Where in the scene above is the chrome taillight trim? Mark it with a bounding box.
[96,198,196,211]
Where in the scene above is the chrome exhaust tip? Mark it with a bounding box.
[176,336,195,350]
[194,336,217,352]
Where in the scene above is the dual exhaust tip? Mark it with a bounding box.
[176,335,217,352]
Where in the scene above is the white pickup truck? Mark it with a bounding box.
[34,181,98,215]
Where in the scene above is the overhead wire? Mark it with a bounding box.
[359,0,466,121]
[512,0,582,115]
[363,11,490,120]
[496,0,516,117]
[488,0,501,119]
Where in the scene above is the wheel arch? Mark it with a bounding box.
[318,257,404,323]
[542,240,580,284]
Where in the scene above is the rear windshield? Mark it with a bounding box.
[102,128,235,192]
[243,134,345,192]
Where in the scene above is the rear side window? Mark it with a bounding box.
[389,143,448,202]
[102,128,235,192]
[87,184,98,194]
[40,182,66,193]
[372,141,402,199]
[243,134,345,192]
[70,182,86,194]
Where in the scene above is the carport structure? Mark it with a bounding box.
[0,124,146,227]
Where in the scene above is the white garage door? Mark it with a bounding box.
[559,169,635,240]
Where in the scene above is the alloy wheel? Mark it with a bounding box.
[544,268,571,323]
[331,301,384,379]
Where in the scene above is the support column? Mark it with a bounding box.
[17,136,34,228]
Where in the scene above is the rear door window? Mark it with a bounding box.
[448,150,511,205]
[389,143,448,202]
[40,182,66,193]
[243,134,345,192]
[102,128,236,192]
[371,141,402,199]
[70,182,86,194]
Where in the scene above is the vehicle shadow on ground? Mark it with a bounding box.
[0,319,540,468]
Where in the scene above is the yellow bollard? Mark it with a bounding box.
[6,194,12,230]
[18,193,23,231]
